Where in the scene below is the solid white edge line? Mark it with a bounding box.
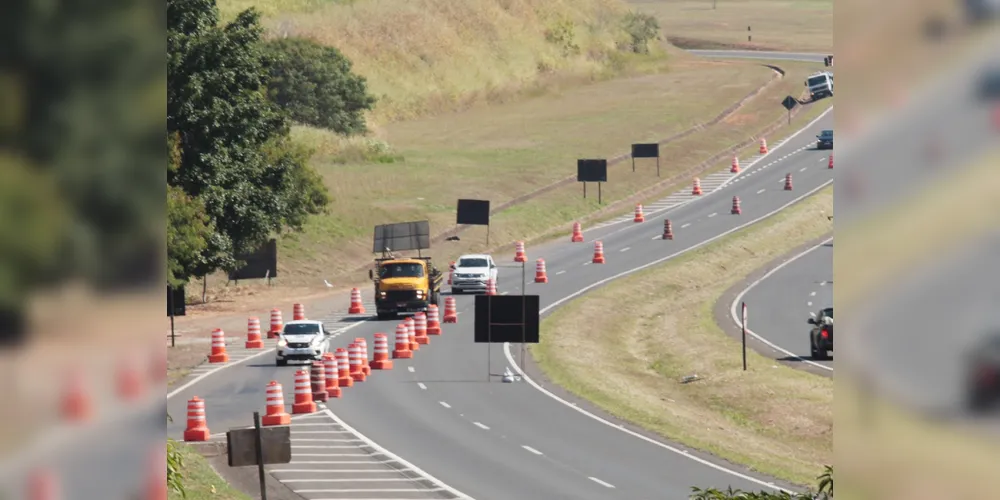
[729,238,835,372]
[503,178,833,495]
[321,408,474,499]
[167,317,372,400]
[581,106,832,236]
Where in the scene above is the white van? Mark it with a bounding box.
[806,71,833,101]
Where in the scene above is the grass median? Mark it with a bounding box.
[170,442,252,500]
[530,186,833,486]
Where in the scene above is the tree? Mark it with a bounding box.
[622,11,661,54]
[167,0,330,283]
[262,37,376,135]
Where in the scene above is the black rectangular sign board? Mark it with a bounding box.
[456,199,491,226]
[474,295,540,344]
[576,159,608,183]
[631,143,659,159]
[228,239,278,280]
[167,284,186,317]
[227,425,292,467]
[373,220,431,253]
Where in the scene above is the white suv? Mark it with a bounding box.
[450,254,499,294]
[276,320,332,366]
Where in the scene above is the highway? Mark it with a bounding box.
[731,237,834,374]
[166,106,834,499]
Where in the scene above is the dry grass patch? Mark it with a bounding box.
[270,60,827,284]
[635,0,833,53]
[531,187,833,485]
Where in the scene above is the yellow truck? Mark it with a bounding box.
[368,253,443,320]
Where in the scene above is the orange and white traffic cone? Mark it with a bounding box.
[183,396,210,441]
[592,241,606,264]
[633,204,645,223]
[731,155,740,173]
[245,317,264,349]
[62,368,91,422]
[336,348,353,388]
[116,357,143,402]
[535,259,548,283]
[208,328,229,363]
[348,343,367,382]
[355,337,371,375]
[27,468,60,500]
[759,137,768,154]
[731,196,742,215]
[448,261,455,285]
[293,303,306,321]
[443,297,458,323]
[692,177,702,195]
[262,381,291,425]
[392,323,413,359]
[370,333,393,370]
[513,241,527,263]
[268,308,283,338]
[348,288,365,314]
[828,154,834,169]
[310,360,328,403]
[405,317,419,351]
[571,222,584,242]
[292,370,316,414]
[413,313,430,345]
[323,353,341,398]
[486,278,497,296]
[784,173,793,191]
[426,304,442,335]
[663,219,674,240]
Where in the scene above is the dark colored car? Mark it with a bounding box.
[965,333,1000,412]
[808,307,833,360]
[816,129,833,150]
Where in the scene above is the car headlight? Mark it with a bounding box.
[277,338,286,348]
[379,291,386,298]
[415,290,423,298]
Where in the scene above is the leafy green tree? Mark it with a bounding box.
[167,0,329,282]
[262,37,376,135]
[622,11,661,54]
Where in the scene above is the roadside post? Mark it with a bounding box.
[226,412,292,500]
[741,302,748,371]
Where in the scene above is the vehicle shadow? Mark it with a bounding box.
[778,354,833,363]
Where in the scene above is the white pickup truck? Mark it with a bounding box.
[450,254,499,294]
[805,71,833,101]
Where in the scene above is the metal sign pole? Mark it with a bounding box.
[598,182,602,204]
[521,262,527,371]
[253,411,267,500]
[741,302,748,371]
[168,284,176,348]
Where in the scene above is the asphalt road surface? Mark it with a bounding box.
[688,50,828,63]
[737,238,834,373]
[166,107,835,500]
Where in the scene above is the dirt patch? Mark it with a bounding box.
[530,187,834,486]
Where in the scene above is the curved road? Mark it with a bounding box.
[733,237,834,374]
[167,101,835,500]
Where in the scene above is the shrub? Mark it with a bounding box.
[622,11,660,54]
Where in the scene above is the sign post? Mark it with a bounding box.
[781,96,798,125]
[741,302,748,371]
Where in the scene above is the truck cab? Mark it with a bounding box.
[808,307,833,360]
[805,71,834,101]
[369,256,442,320]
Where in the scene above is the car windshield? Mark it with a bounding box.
[458,258,489,268]
[819,130,832,138]
[379,263,424,278]
[284,323,321,335]
[807,75,828,87]
[821,307,833,318]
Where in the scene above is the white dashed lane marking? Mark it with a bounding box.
[589,477,616,488]
[407,366,415,373]
[522,445,544,455]
[757,189,765,194]
[439,401,451,409]
[473,422,490,430]
[556,270,566,275]
[417,382,427,390]
[708,213,717,218]
[620,247,630,252]
[681,223,691,228]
